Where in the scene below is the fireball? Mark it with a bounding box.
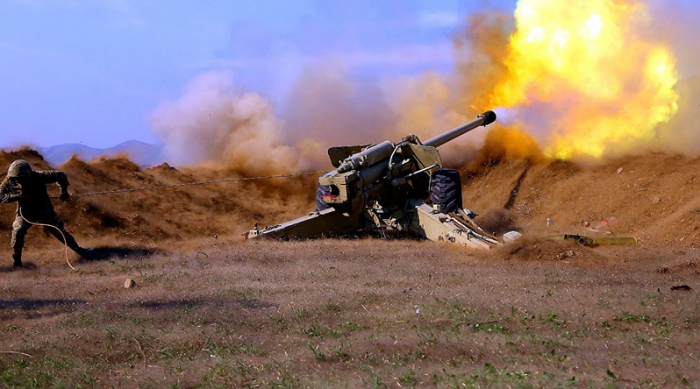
[487,0,679,159]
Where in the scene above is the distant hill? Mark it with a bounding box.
[38,140,166,167]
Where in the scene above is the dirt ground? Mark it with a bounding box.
[0,148,698,387]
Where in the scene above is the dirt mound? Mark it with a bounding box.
[0,150,317,253]
[1,147,699,256]
[461,153,700,251]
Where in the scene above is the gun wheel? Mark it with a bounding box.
[315,182,331,211]
[430,168,463,214]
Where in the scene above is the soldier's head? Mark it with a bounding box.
[7,160,32,182]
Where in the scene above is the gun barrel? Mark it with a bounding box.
[337,140,395,173]
[423,110,497,148]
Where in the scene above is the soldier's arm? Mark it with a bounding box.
[0,178,21,203]
[38,171,71,197]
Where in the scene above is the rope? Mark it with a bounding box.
[68,171,325,198]
[19,208,75,270]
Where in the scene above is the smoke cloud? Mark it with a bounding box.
[151,0,700,174]
[282,63,397,167]
[646,1,700,154]
[150,71,301,176]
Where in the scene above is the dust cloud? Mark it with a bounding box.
[151,0,700,174]
[648,2,700,155]
[282,64,397,168]
[150,71,301,176]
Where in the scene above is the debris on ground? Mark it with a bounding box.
[595,216,618,230]
[670,285,693,291]
[556,250,576,260]
[503,231,523,243]
[545,234,638,247]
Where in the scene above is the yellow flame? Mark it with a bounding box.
[488,0,679,159]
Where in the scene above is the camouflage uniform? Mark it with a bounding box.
[0,160,86,267]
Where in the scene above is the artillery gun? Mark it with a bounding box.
[246,110,500,249]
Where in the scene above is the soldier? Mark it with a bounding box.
[0,159,90,269]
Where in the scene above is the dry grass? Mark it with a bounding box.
[0,238,696,388]
[1,150,700,387]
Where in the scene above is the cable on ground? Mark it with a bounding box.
[19,208,75,270]
[70,171,325,198]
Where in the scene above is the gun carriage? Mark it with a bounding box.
[246,110,499,249]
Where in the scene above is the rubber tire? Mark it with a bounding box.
[430,168,463,214]
[315,182,331,211]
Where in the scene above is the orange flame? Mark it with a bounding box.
[487,0,679,159]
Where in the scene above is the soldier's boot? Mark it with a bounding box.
[72,246,94,260]
[11,247,22,269]
[54,230,93,259]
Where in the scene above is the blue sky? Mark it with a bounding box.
[0,0,514,149]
